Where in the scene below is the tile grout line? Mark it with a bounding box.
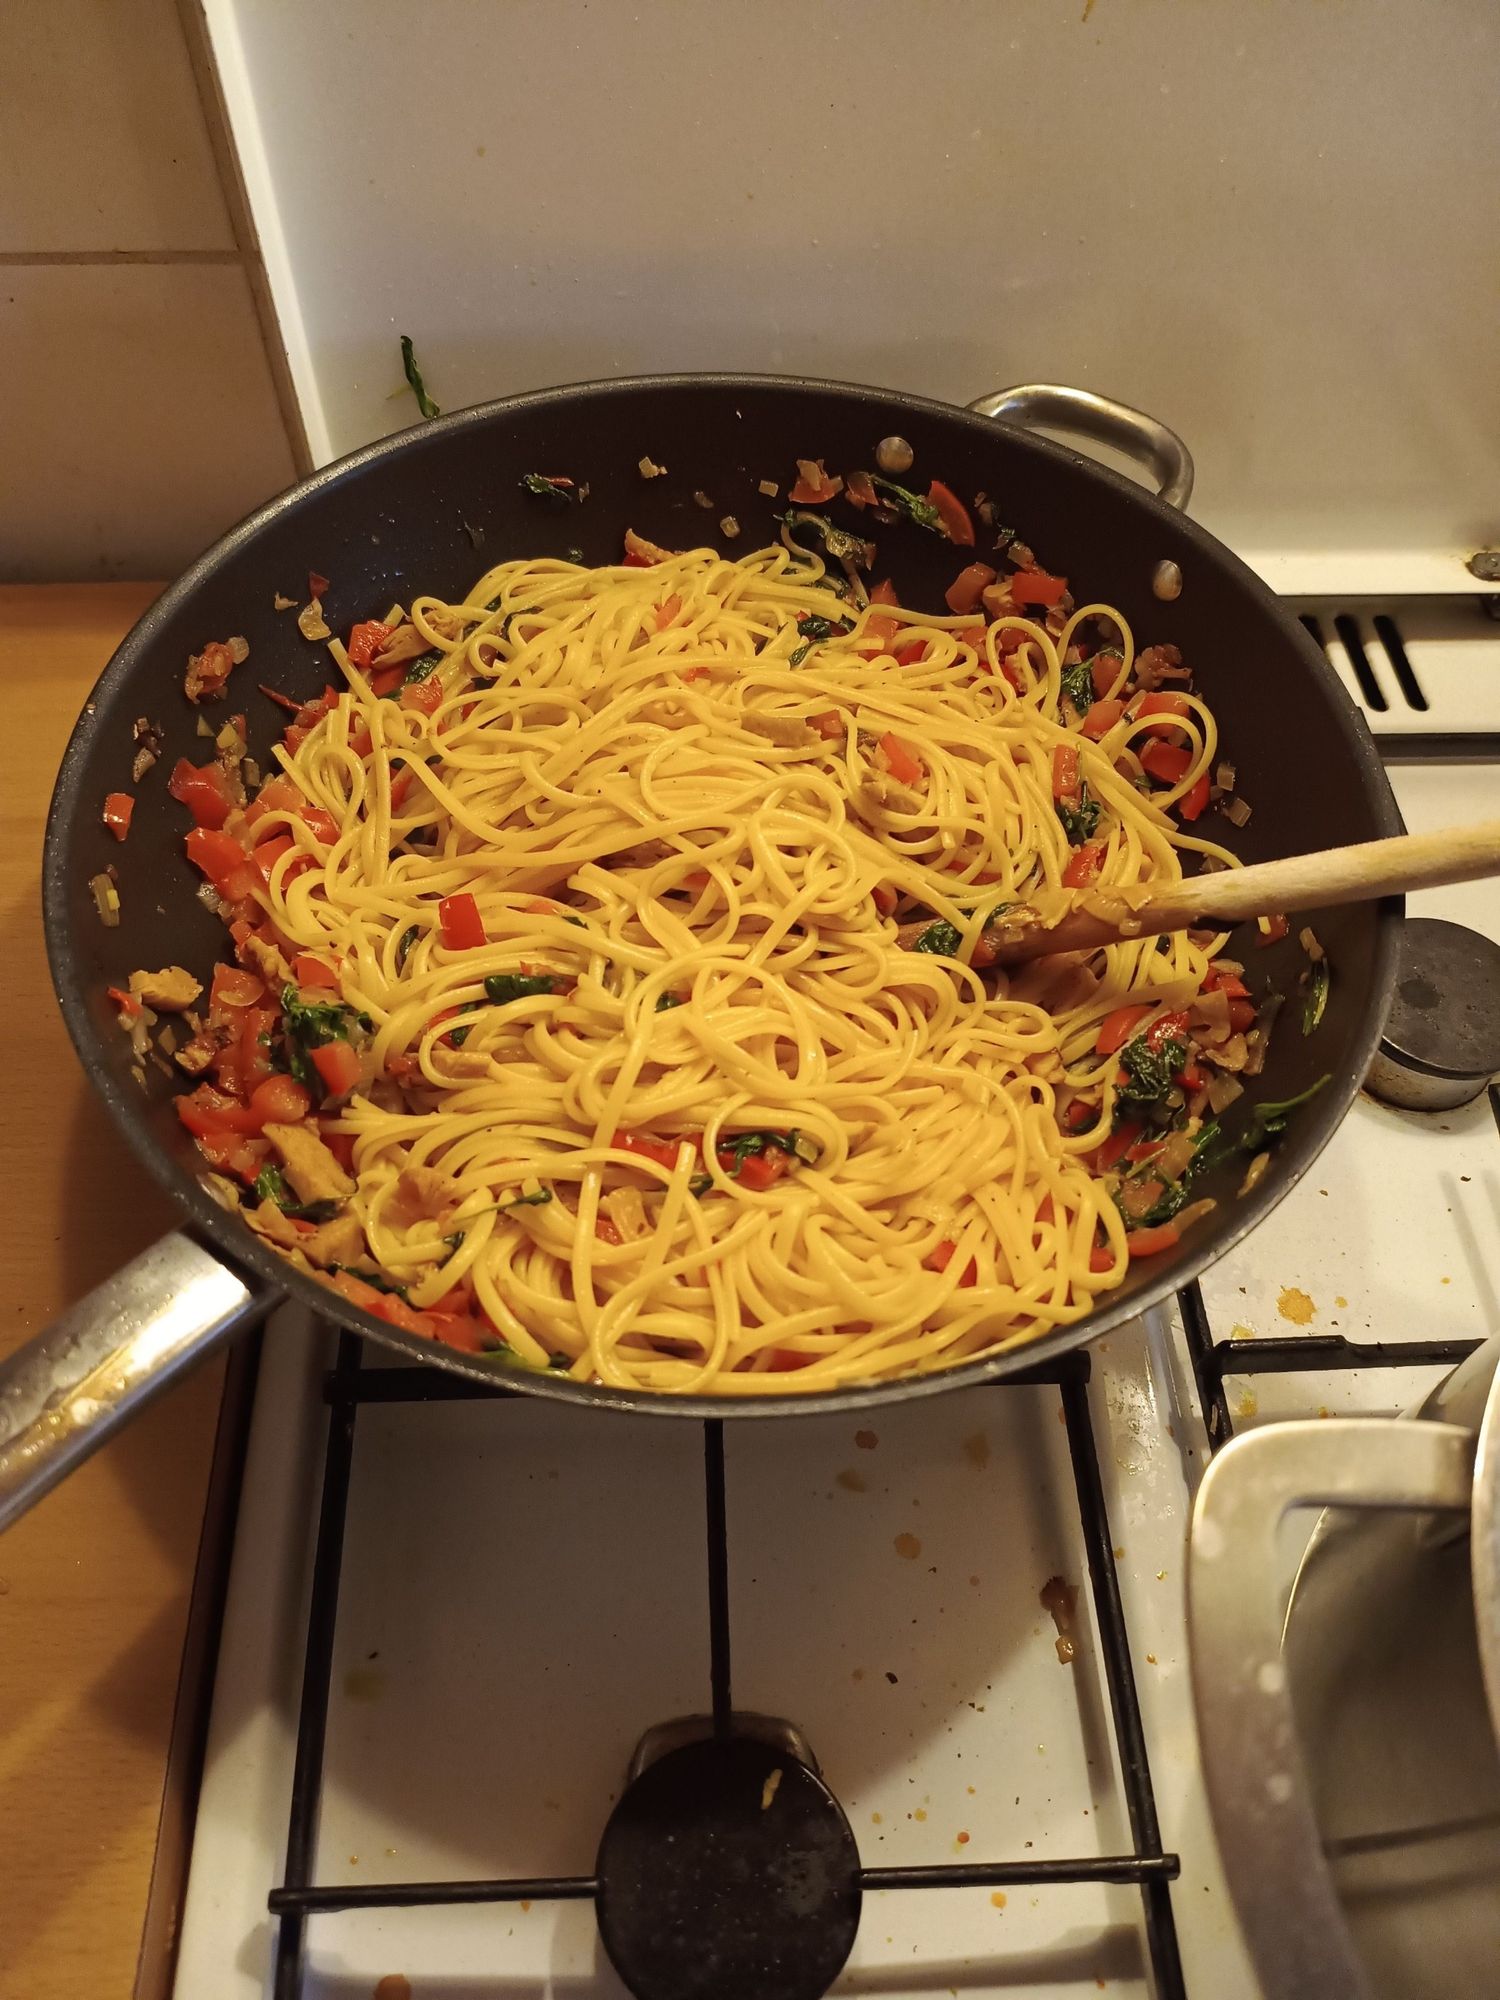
[0,249,244,267]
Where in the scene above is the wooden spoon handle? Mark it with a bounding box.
[994,819,1500,965]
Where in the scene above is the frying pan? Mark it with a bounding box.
[0,375,1401,1529]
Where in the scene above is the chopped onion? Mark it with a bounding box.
[131,746,157,782]
[1299,926,1325,962]
[1222,794,1253,828]
[1154,1129,1198,1181]
[603,1185,650,1242]
[1206,1071,1245,1114]
[298,600,332,642]
[1175,1196,1217,1235]
[196,881,224,914]
[692,490,715,510]
[195,715,215,738]
[1215,760,1236,793]
[90,871,121,926]
[720,515,741,539]
[638,455,667,479]
[758,479,779,498]
[1244,992,1284,1076]
[273,592,297,611]
[1238,1152,1271,1197]
[227,636,250,665]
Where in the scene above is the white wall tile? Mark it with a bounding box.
[0,0,232,252]
[0,262,297,580]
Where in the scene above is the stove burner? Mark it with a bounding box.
[595,1726,861,2000]
[1366,918,1500,1111]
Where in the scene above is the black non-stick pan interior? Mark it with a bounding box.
[43,374,1402,1414]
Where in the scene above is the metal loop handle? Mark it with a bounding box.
[0,1229,275,1532]
[1188,1418,1477,2000]
[968,383,1195,511]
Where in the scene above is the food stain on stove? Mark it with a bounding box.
[1335,1294,1349,1308]
[894,1532,922,1560]
[343,1665,385,1702]
[854,1428,879,1450]
[885,1670,899,1684]
[373,1977,411,2000]
[835,1468,867,1493]
[1277,1285,1316,1325]
[1039,1575,1080,1664]
[760,1767,783,1810]
[990,1890,1008,1909]
[962,1430,990,1469]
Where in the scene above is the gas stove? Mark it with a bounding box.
[161,598,1500,2000]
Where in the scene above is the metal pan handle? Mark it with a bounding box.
[968,383,1195,511]
[1187,1418,1476,2000]
[0,1230,276,1532]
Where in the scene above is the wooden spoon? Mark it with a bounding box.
[990,819,1500,966]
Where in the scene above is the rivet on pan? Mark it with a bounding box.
[876,435,914,475]
[1152,559,1183,601]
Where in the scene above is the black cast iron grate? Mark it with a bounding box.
[266,1338,1187,1999]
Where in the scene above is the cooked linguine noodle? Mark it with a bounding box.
[159,537,1239,1393]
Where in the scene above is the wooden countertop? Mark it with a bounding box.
[0,586,226,2000]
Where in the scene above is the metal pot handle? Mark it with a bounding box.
[1188,1419,1476,2000]
[0,1230,276,1532]
[967,383,1195,511]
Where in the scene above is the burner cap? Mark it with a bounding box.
[1367,918,1500,1110]
[596,1734,861,2000]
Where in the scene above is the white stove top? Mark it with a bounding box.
[169,650,1500,2000]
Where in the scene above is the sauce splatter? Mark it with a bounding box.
[962,1431,990,1470]
[894,1532,922,1560]
[836,1468,866,1493]
[1277,1286,1315,1325]
[761,1768,783,1811]
[343,1667,385,1702]
[1334,1295,1348,1309]
[991,1890,1008,1909]
[855,1429,879,1450]
[1040,1576,1080,1664]
[374,1979,412,2000]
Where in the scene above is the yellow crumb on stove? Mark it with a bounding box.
[761,1768,783,1811]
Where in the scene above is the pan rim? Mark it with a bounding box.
[41,370,1403,1417]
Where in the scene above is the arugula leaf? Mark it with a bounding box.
[1240,1075,1330,1151]
[396,923,421,972]
[403,650,443,683]
[782,510,872,566]
[717,1130,819,1175]
[1059,660,1095,716]
[483,972,560,1006]
[252,1164,337,1220]
[282,986,363,1048]
[1114,1032,1188,1127]
[519,473,574,506]
[911,918,964,956]
[564,546,584,564]
[1302,959,1330,1034]
[655,992,686,1011]
[399,335,441,419]
[1056,784,1102,847]
[330,1264,410,1300]
[789,610,853,667]
[869,475,943,532]
[447,999,484,1047]
[547,1353,573,1370]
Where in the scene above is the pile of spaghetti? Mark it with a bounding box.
[143,532,1265,1394]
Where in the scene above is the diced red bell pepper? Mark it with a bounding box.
[185,825,249,893]
[788,459,842,505]
[720,1147,791,1192]
[926,480,975,547]
[614,1129,688,1171]
[248,1074,312,1126]
[1227,997,1257,1033]
[1127,1222,1181,1259]
[238,1003,281,1090]
[1257,914,1290,947]
[1062,842,1106,888]
[168,757,236,830]
[102,792,134,841]
[310,1040,360,1096]
[251,834,303,886]
[1010,569,1068,609]
[211,963,265,1010]
[1096,1004,1153,1055]
[176,1083,261,1138]
[595,1216,625,1245]
[1089,1244,1117,1273]
[1139,741,1193,786]
[879,733,925,786]
[892,643,928,668]
[654,594,683,630]
[846,473,881,512]
[400,673,445,716]
[1178,771,1210,821]
[1145,1010,1191,1052]
[293,952,339,989]
[1202,964,1250,999]
[1096,1120,1142,1170]
[328,1271,426,1334]
[870,577,900,605]
[871,883,898,917]
[1080,699,1126,740]
[346,620,392,669]
[438,892,486,950]
[298,806,339,846]
[195,1129,271,1183]
[1136,690,1191,737]
[369,665,406,698]
[943,563,997,615]
[420,1312,492,1353]
[1092,654,1127,699]
[1052,743,1082,802]
[925,1239,978,1285]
